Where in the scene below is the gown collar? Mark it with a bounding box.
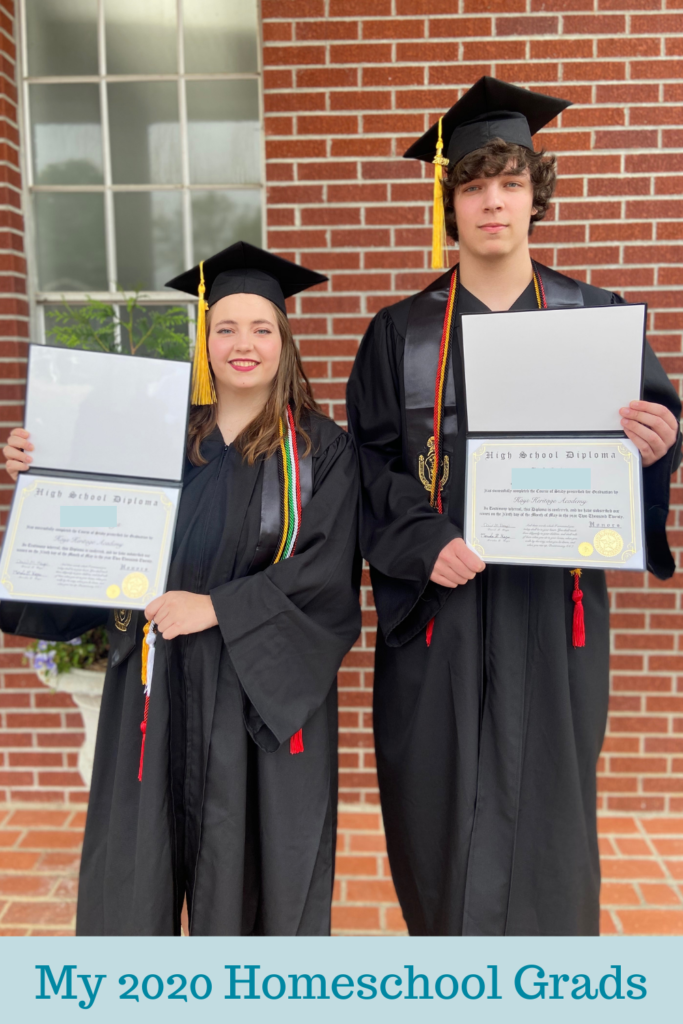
[457,277,538,314]
[199,424,229,461]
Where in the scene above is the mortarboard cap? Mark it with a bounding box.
[403,77,571,270]
[166,240,328,315]
[165,241,328,405]
[403,76,571,167]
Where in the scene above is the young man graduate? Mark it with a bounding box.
[346,77,682,937]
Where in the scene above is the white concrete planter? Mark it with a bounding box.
[38,666,106,789]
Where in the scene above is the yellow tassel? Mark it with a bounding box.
[191,260,217,406]
[141,620,150,687]
[431,117,449,271]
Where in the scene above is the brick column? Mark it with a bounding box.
[0,1,87,805]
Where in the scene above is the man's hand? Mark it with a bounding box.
[145,591,218,640]
[430,537,486,588]
[620,400,679,468]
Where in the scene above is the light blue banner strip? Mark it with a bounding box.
[511,469,591,491]
[60,506,117,527]
[1,936,680,1022]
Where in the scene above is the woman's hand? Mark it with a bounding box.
[620,401,679,468]
[144,591,218,640]
[3,428,33,481]
[430,537,486,588]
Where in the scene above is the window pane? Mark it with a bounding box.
[108,82,181,185]
[26,0,98,76]
[183,0,258,74]
[34,193,107,291]
[186,81,261,186]
[43,303,115,349]
[192,190,261,262]
[114,192,184,291]
[104,0,177,74]
[30,84,102,185]
[122,305,191,360]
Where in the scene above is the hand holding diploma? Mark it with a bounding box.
[144,591,218,639]
[620,400,679,467]
[431,537,485,589]
[4,428,33,481]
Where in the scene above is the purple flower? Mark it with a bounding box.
[34,651,56,674]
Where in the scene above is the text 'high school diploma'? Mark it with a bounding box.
[464,437,644,571]
[0,475,180,608]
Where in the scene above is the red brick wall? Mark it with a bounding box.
[0,0,682,933]
[260,0,683,826]
[0,0,88,804]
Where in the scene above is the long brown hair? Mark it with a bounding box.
[186,301,320,466]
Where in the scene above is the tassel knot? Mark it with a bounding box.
[290,729,304,755]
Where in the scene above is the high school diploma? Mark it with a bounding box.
[0,345,190,609]
[464,437,644,571]
[0,475,180,608]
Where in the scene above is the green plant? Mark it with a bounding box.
[47,294,192,361]
[25,627,109,680]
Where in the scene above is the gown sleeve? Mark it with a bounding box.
[641,339,682,579]
[0,600,108,642]
[610,291,682,579]
[209,428,361,749]
[345,308,460,648]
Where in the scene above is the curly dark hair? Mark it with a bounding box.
[441,139,557,243]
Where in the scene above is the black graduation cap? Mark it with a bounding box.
[403,76,571,168]
[165,240,328,314]
[166,241,328,406]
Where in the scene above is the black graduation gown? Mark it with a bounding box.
[0,413,361,935]
[346,270,682,937]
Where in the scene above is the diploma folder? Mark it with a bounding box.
[0,345,191,609]
[461,303,647,571]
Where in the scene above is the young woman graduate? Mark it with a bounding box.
[2,241,361,936]
[346,78,681,937]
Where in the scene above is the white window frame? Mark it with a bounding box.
[17,0,266,343]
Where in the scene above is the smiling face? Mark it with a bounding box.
[452,164,537,261]
[207,292,283,399]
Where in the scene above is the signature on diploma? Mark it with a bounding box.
[12,558,50,580]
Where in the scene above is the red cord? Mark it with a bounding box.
[426,618,435,647]
[138,692,150,781]
[571,570,586,648]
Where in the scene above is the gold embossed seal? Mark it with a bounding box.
[122,572,149,599]
[114,609,132,632]
[593,529,623,558]
[418,436,450,494]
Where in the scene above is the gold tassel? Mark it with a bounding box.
[431,117,449,271]
[191,260,217,406]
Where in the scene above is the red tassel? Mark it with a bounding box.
[571,569,586,648]
[138,692,150,781]
[426,617,435,647]
[290,729,304,755]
